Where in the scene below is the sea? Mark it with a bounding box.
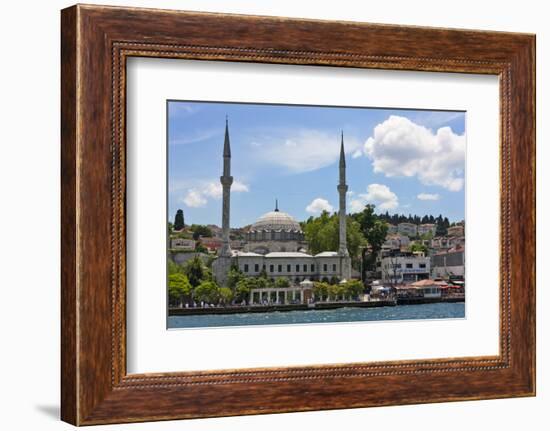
[167,302,465,329]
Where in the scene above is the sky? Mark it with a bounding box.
[168,101,466,228]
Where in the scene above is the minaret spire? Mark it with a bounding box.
[219,116,233,258]
[337,131,351,280]
[275,199,279,212]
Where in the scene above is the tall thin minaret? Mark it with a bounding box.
[338,131,349,258]
[219,117,233,257]
[338,132,352,281]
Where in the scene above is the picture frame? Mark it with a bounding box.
[61,4,535,425]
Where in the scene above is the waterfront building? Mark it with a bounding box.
[212,122,353,287]
[397,222,418,237]
[431,245,465,279]
[379,251,430,284]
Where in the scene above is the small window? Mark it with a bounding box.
[244,264,249,273]
[406,263,413,269]
[269,264,274,273]
[303,264,307,272]
[323,263,327,272]
[296,264,300,272]
[419,263,426,269]
[287,264,291,272]
[278,264,282,273]
[311,264,315,272]
[254,264,259,272]
[332,264,337,272]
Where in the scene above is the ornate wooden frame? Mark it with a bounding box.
[61,4,535,425]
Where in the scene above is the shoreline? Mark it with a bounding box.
[168,296,464,316]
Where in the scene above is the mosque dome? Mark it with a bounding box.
[250,209,302,232]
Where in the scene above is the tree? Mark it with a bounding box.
[183,256,207,287]
[218,287,234,305]
[168,259,185,276]
[410,242,428,254]
[227,266,244,291]
[168,273,192,307]
[194,242,208,253]
[342,280,364,299]
[303,211,364,260]
[275,277,290,288]
[313,282,329,301]
[194,280,220,304]
[190,224,213,240]
[329,275,340,285]
[352,204,388,277]
[174,209,185,231]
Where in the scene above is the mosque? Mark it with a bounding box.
[212,119,353,291]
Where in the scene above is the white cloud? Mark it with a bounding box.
[349,184,399,213]
[417,193,440,201]
[251,129,362,173]
[183,189,207,208]
[182,180,249,208]
[306,198,334,214]
[363,115,465,191]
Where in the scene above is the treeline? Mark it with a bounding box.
[168,257,233,307]
[377,211,451,227]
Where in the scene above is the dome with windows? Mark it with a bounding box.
[244,201,305,250]
[250,210,302,232]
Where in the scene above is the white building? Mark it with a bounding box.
[382,233,410,250]
[170,238,196,251]
[233,250,346,284]
[418,223,437,237]
[431,246,465,278]
[387,224,398,234]
[379,252,430,284]
[397,222,418,237]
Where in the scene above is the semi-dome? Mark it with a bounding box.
[250,210,302,232]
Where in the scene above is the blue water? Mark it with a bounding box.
[167,302,465,329]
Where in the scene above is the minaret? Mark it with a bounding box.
[338,132,352,281]
[219,117,233,257]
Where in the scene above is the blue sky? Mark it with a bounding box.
[168,101,465,228]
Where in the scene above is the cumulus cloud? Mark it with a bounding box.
[417,193,440,201]
[182,180,249,208]
[251,129,361,173]
[349,184,399,213]
[363,115,465,191]
[306,198,334,214]
[183,189,207,208]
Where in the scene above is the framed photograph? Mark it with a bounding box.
[61,4,535,425]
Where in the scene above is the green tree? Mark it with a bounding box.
[352,204,388,276]
[168,273,192,307]
[227,266,244,291]
[342,280,364,299]
[167,259,185,276]
[313,282,330,301]
[190,224,213,240]
[194,280,220,304]
[218,287,234,305]
[183,256,207,287]
[194,242,208,253]
[275,277,290,288]
[174,209,185,231]
[410,242,428,254]
[303,211,364,260]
